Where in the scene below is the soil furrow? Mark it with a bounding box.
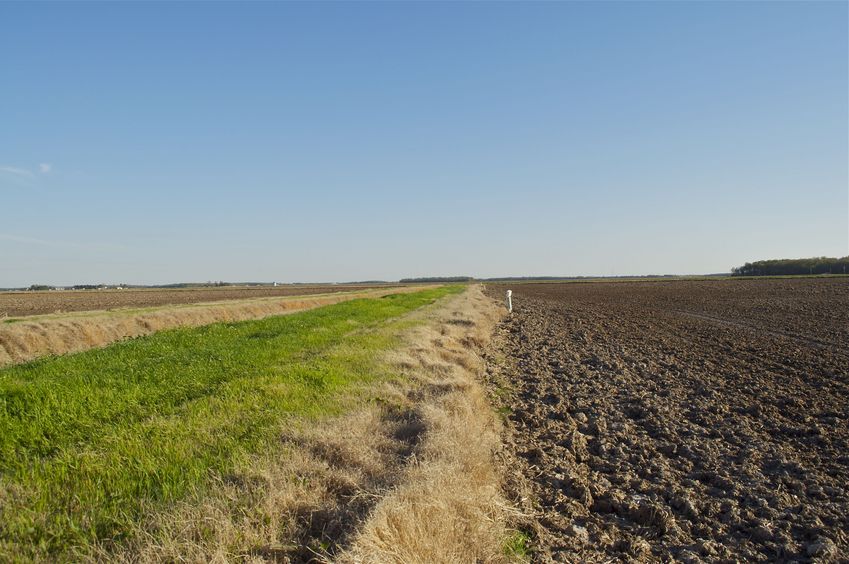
[485,279,848,563]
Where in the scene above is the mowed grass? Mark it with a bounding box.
[0,286,460,559]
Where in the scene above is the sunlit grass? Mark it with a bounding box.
[0,286,460,558]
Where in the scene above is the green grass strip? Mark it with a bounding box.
[0,286,461,558]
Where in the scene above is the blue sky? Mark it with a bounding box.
[2,1,847,285]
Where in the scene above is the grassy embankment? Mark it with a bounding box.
[0,286,461,559]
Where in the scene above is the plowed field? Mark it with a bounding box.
[485,279,848,562]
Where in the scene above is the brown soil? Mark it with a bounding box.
[484,279,849,562]
[0,285,394,318]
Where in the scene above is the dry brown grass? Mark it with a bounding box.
[0,286,427,367]
[100,407,418,563]
[90,284,516,563]
[340,285,513,563]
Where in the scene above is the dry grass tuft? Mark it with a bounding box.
[101,406,418,564]
[0,287,425,367]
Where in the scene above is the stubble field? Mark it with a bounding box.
[485,278,848,562]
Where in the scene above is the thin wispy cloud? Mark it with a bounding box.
[1,163,54,187]
[0,165,35,178]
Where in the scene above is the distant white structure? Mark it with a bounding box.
[506,289,513,313]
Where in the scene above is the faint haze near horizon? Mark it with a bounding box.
[1,2,847,287]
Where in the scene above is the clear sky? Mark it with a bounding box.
[2,1,847,286]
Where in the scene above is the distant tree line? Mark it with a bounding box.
[399,274,708,284]
[400,277,474,284]
[25,284,122,291]
[160,281,232,288]
[731,257,849,277]
[480,275,682,282]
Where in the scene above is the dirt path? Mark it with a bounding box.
[484,280,848,562]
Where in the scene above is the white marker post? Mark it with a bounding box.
[506,289,513,313]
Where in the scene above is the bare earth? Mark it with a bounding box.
[485,279,849,562]
[0,285,393,318]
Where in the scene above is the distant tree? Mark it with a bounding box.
[731,257,849,276]
[28,284,54,291]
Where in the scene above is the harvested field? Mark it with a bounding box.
[484,278,848,562]
[0,284,393,318]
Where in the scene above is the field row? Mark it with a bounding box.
[0,284,395,318]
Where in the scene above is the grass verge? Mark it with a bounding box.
[0,286,460,560]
